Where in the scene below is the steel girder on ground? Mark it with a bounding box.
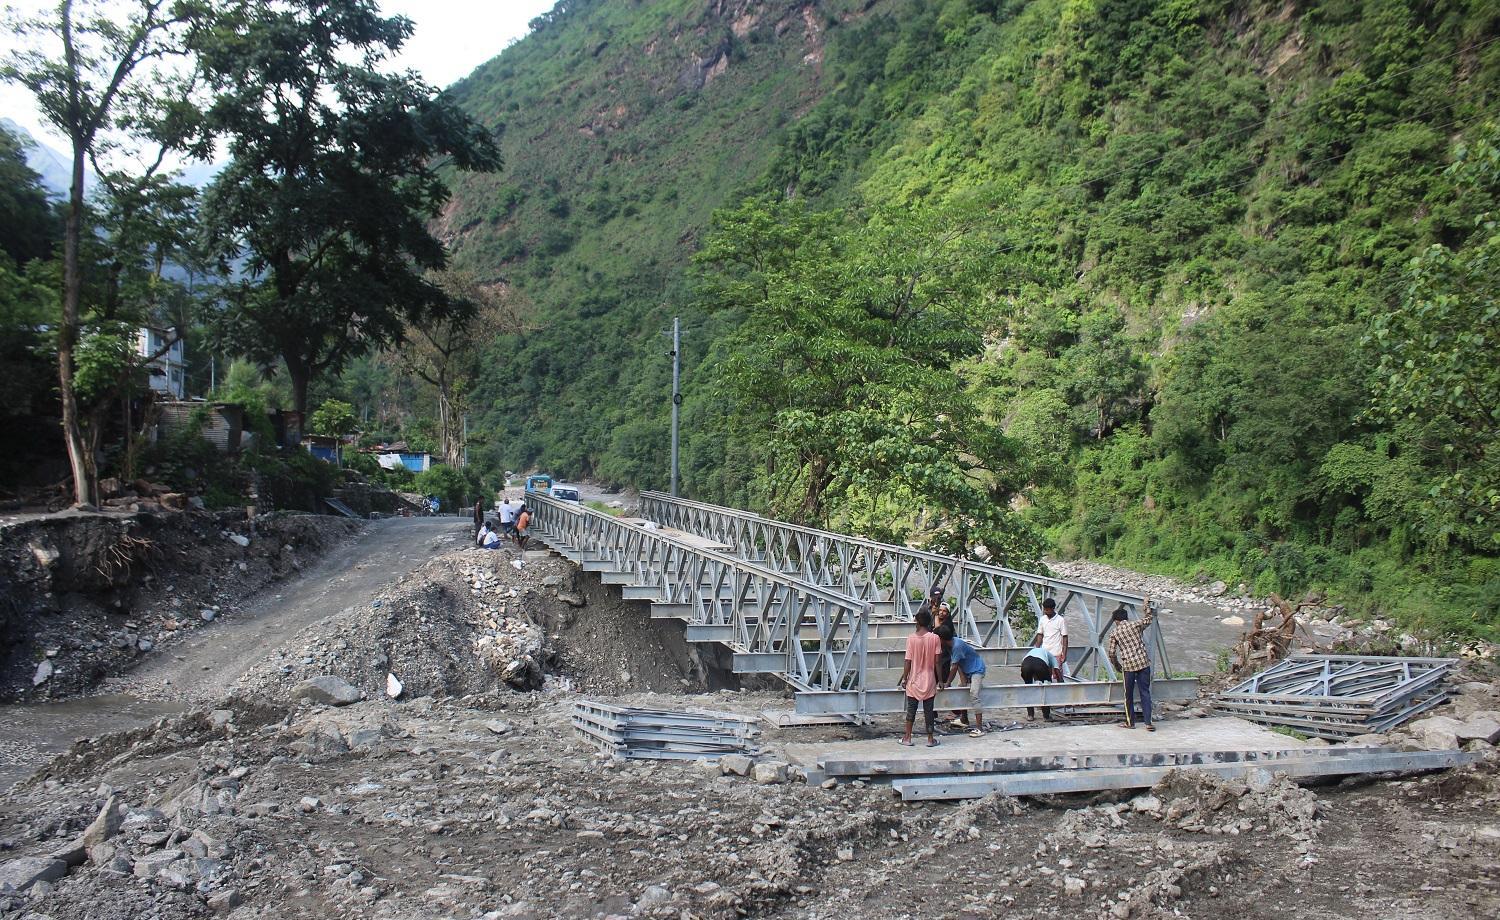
[529,495,873,697]
[1213,655,1458,739]
[889,749,1483,800]
[639,491,1170,679]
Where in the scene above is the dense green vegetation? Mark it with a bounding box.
[440,0,1498,635]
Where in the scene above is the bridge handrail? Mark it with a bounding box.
[639,490,1145,606]
[637,490,1170,678]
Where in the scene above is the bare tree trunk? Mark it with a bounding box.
[60,134,98,508]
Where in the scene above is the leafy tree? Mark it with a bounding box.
[3,0,208,506]
[396,269,527,466]
[196,0,501,422]
[0,125,59,264]
[308,399,356,438]
[696,192,1043,565]
[1367,126,1500,547]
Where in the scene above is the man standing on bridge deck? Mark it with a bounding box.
[1031,597,1069,679]
[1106,594,1157,732]
[897,610,941,747]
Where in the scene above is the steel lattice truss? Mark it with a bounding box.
[531,494,1200,717]
[639,491,1167,680]
[531,495,872,696]
[1213,655,1456,739]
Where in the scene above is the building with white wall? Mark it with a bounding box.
[138,327,186,399]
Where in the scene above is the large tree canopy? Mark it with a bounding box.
[197,0,501,417]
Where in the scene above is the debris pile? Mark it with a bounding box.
[235,547,555,701]
[572,700,761,760]
[1213,654,1456,739]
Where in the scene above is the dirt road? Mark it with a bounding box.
[0,516,467,788]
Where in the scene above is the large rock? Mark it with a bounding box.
[719,754,753,777]
[1458,712,1500,745]
[0,856,68,891]
[1407,714,1464,750]
[291,675,363,706]
[751,762,788,784]
[82,794,124,850]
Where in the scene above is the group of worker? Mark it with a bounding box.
[473,497,531,551]
[898,588,1158,747]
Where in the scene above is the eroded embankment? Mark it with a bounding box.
[0,511,361,702]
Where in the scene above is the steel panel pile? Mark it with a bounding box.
[571,700,761,760]
[1213,655,1456,739]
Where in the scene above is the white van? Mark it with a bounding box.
[552,485,581,503]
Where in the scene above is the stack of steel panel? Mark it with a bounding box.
[571,700,761,760]
[1213,655,1456,739]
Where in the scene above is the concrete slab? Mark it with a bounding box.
[782,717,1315,776]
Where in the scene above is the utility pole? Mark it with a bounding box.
[670,316,681,497]
[462,413,469,468]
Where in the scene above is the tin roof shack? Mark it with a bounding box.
[155,401,246,453]
[303,435,343,466]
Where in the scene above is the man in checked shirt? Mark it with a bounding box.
[1106,594,1158,731]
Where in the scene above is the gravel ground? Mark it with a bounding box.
[2,513,1498,919]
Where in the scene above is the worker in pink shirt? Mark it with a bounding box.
[897,609,942,747]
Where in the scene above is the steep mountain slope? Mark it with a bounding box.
[443,0,1499,629]
[443,0,882,479]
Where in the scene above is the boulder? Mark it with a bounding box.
[751,762,788,784]
[32,660,53,686]
[0,856,68,891]
[1406,714,1464,750]
[719,754,754,776]
[82,794,124,849]
[291,675,363,706]
[1458,712,1500,745]
[1207,581,1228,597]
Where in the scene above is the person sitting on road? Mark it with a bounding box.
[942,633,987,736]
[897,609,942,748]
[480,520,504,550]
[1020,646,1061,721]
[476,520,492,547]
[1106,595,1158,732]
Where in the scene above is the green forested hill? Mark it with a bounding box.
[445,0,1500,633]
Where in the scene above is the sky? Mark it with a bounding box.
[0,0,555,151]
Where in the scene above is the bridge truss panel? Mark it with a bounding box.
[529,494,874,699]
[639,491,1171,680]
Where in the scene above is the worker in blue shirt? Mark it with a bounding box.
[941,634,987,736]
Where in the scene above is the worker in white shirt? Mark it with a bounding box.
[498,499,517,536]
[1031,597,1069,679]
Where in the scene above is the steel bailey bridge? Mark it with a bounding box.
[528,492,1197,718]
